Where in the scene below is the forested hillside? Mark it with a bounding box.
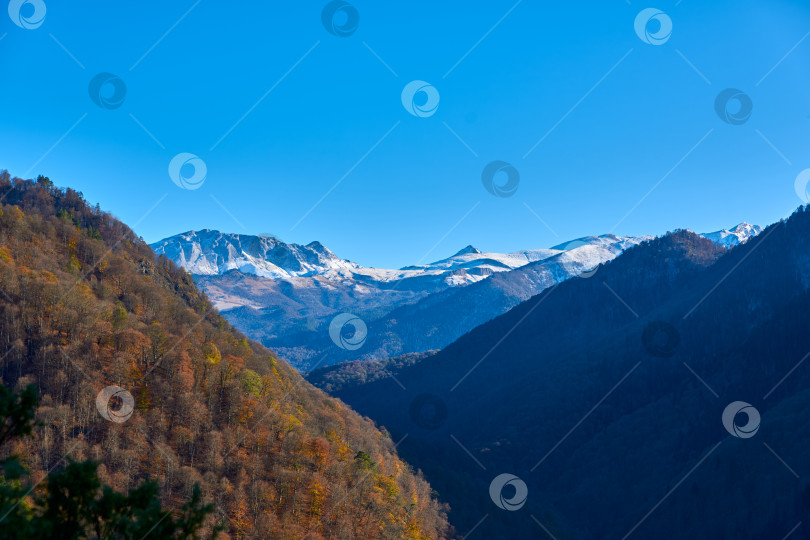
[306,352,437,394]
[0,172,450,539]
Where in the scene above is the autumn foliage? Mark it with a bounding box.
[0,172,450,539]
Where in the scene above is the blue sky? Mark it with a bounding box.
[1,0,809,269]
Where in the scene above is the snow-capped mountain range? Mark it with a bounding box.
[152,224,759,289]
[150,223,760,369]
[151,230,651,311]
[151,229,564,285]
[152,230,652,288]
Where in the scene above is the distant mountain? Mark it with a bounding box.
[325,211,810,539]
[701,222,763,248]
[150,230,357,279]
[152,231,650,369]
[152,230,560,287]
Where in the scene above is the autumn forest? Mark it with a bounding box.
[0,172,450,539]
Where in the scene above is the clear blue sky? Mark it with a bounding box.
[1,0,808,269]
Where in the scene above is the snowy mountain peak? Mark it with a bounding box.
[304,240,335,256]
[701,222,763,248]
[150,230,358,279]
[729,222,762,235]
[549,234,647,252]
[453,245,482,256]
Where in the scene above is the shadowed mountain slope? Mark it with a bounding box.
[327,209,810,539]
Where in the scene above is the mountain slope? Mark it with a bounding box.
[0,173,450,539]
[326,211,810,539]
